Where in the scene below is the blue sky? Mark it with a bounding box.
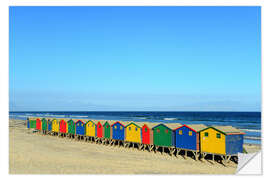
[9,6,261,111]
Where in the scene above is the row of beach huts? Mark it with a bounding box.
[27,117,245,163]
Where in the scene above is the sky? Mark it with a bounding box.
[9,6,261,112]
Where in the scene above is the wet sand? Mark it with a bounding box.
[9,119,261,174]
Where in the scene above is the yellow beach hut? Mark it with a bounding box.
[85,119,97,142]
[200,126,245,157]
[125,122,142,144]
[52,119,60,135]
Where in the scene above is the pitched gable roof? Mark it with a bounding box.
[212,126,244,134]
[125,122,142,128]
[75,119,87,124]
[186,124,208,132]
[199,126,244,135]
[166,123,182,130]
[152,123,182,130]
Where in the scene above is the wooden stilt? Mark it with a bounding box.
[150,145,154,152]
[195,152,200,161]
[223,155,231,164]
[176,149,180,157]
[169,147,175,156]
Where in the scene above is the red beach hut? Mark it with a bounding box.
[36,118,42,131]
[140,122,160,145]
[96,120,105,138]
[59,119,67,134]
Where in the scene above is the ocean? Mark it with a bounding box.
[9,111,261,145]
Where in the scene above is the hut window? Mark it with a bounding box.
[129,127,131,131]
[145,128,148,132]
[135,128,137,131]
[165,129,168,134]
[189,131,192,136]
[204,132,208,137]
[120,126,123,130]
[179,130,182,135]
[114,126,117,129]
[107,125,109,128]
[216,133,221,139]
[157,129,160,133]
[92,124,94,127]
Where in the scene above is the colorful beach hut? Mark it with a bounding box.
[111,121,127,141]
[174,124,207,160]
[67,119,75,137]
[85,120,97,137]
[140,122,160,145]
[125,122,142,143]
[59,119,67,135]
[52,119,60,134]
[59,119,68,136]
[199,126,245,155]
[47,119,52,132]
[36,118,42,131]
[75,119,86,136]
[27,117,30,128]
[152,123,181,147]
[96,120,105,138]
[41,118,48,133]
[175,124,207,151]
[103,121,112,139]
[27,117,37,129]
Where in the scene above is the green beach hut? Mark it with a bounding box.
[67,119,76,138]
[28,117,36,129]
[41,118,48,134]
[152,123,181,147]
[103,121,111,139]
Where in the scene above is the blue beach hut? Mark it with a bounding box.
[47,119,52,132]
[111,121,127,141]
[75,120,86,136]
[27,117,30,128]
[175,124,207,151]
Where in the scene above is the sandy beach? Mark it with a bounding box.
[9,119,261,174]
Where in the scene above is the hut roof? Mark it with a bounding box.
[165,123,182,130]
[211,126,244,135]
[67,119,75,122]
[52,118,60,122]
[152,123,182,130]
[59,118,71,122]
[108,120,119,126]
[102,120,115,126]
[75,119,88,124]
[134,122,148,127]
[199,126,244,135]
[139,122,161,129]
[95,120,107,125]
[125,121,142,128]
[111,120,127,127]
[185,124,208,132]
[120,121,132,127]
[87,119,98,124]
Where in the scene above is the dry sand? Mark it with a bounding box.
[9,119,261,174]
